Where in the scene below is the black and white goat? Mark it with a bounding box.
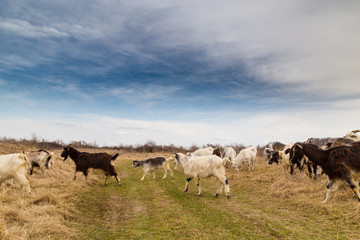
[268,144,294,177]
[132,156,174,180]
[263,143,274,161]
[61,146,121,186]
[24,149,54,175]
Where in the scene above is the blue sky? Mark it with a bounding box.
[1,0,360,147]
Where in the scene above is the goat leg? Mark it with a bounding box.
[322,180,335,203]
[225,179,230,199]
[184,177,192,192]
[344,176,360,202]
[115,175,121,186]
[169,167,174,178]
[104,174,108,185]
[140,170,148,181]
[162,166,167,180]
[83,170,88,181]
[195,177,201,196]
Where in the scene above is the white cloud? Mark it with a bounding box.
[105,83,183,104]
[0,18,68,38]
[4,1,359,100]
[1,103,359,147]
[138,0,360,98]
[0,54,37,70]
[1,0,359,147]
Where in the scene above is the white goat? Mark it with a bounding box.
[344,130,360,141]
[174,153,231,198]
[24,149,54,174]
[0,153,31,194]
[188,147,214,157]
[233,146,257,171]
[177,147,216,170]
[222,147,236,165]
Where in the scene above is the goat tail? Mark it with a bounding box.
[223,158,232,168]
[111,153,119,161]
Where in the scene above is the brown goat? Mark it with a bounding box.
[289,143,360,203]
[61,146,121,186]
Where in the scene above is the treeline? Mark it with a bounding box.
[0,135,285,156]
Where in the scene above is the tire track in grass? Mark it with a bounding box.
[119,159,291,239]
[75,157,360,240]
[158,174,287,240]
[76,159,263,239]
[75,159,223,239]
[113,161,232,239]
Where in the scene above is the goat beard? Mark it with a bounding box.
[62,156,68,161]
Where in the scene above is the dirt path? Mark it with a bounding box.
[72,156,360,240]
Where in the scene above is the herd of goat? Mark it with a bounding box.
[1,130,360,203]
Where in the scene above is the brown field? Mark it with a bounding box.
[1,142,360,239]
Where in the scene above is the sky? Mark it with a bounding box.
[1,0,360,147]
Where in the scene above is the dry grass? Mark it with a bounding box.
[1,143,360,239]
[0,146,85,239]
[0,144,174,240]
[0,145,95,239]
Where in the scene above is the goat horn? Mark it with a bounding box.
[351,130,360,133]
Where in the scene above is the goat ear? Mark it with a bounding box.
[295,144,303,149]
[284,148,290,154]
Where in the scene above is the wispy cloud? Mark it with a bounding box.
[1,1,359,146]
[0,54,37,70]
[106,84,183,103]
[0,18,68,38]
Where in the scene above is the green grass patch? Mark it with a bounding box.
[73,158,360,240]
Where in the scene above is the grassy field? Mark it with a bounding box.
[1,145,360,239]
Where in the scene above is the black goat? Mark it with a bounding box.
[61,146,121,186]
[288,143,360,203]
[282,148,319,180]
